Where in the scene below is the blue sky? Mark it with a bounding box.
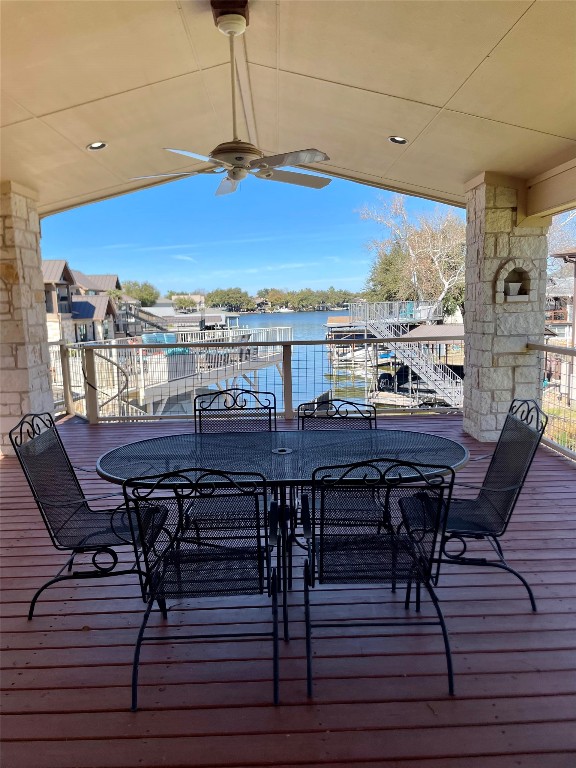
[41,173,461,296]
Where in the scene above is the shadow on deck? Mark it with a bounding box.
[1,415,575,767]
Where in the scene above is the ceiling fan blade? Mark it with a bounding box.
[164,147,215,163]
[254,168,331,189]
[215,177,239,196]
[129,171,198,181]
[164,147,228,166]
[250,148,329,170]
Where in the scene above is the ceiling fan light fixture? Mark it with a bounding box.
[388,136,408,145]
[86,141,107,151]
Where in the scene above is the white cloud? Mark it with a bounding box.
[172,255,197,262]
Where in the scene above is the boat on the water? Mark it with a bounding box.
[336,348,393,365]
[277,307,295,313]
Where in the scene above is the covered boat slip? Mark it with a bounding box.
[1,414,575,767]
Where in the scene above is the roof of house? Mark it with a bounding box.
[70,270,99,291]
[71,295,115,321]
[88,274,122,291]
[42,260,75,285]
[400,323,465,340]
[71,270,121,292]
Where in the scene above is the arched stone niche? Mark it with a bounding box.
[494,260,535,304]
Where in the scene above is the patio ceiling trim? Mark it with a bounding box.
[465,163,576,226]
[527,159,576,218]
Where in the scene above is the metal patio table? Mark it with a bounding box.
[96,429,469,487]
[97,429,468,626]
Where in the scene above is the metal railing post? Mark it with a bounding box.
[60,343,75,415]
[282,344,294,420]
[83,347,99,424]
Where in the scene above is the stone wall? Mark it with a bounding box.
[463,179,549,441]
[0,181,53,455]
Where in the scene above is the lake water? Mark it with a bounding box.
[238,310,334,340]
[235,311,374,408]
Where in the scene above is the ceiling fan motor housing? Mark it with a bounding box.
[210,140,263,168]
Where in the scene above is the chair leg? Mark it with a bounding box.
[157,598,168,619]
[488,561,537,612]
[27,569,75,620]
[304,562,313,698]
[279,515,290,641]
[131,598,155,711]
[28,556,128,619]
[287,529,293,591]
[440,540,538,612]
[486,537,537,611]
[404,576,412,609]
[271,571,279,706]
[423,581,454,696]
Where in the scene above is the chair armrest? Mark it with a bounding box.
[300,494,312,539]
[453,481,523,493]
[72,465,96,473]
[86,491,125,501]
[40,492,125,510]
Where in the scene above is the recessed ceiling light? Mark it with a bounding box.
[86,141,107,151]
[388,136,408,145]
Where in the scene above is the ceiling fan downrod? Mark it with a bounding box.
[217,13,247,142]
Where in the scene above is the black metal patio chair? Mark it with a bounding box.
[437,398,547,610]
[193,387,277,433]
[292,399,378,581]
[302,458,455,698]
[9,412,148,619]
[123,468,280,710]
[297,398,377,430]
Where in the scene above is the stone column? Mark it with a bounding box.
[0,181,53,456]
[463,174,550,441]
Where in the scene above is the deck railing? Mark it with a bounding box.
[49,335,576,462]
[349,300,443,324]
[528,341,576,458]
[50,332,465,423]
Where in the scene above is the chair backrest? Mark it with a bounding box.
[477,398,547,535]
[123,469,269,601]
[9,412,86,548]
[297,398,377,430]
[310,459,454,584]
[194,388,277,433]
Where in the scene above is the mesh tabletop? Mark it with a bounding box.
[97,430,468,486]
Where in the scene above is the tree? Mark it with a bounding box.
[363,241,416,302]
[287,288,316,311]
[547,210,576,274]
[106,288,123,304]
[122,280,160,307]
[173,295,197,312]
[264,288,289,310]
[360,195,466,315]
[205,288,255,312]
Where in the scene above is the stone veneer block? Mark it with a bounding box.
[0,181,53,456]
[464,178,548,442]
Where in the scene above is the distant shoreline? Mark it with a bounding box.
[233,309,346,315]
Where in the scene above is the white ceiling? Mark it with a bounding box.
[1,0,575,217]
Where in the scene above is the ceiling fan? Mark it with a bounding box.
[132,12,331,196]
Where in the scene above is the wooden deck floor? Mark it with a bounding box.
[1,415,575,767]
